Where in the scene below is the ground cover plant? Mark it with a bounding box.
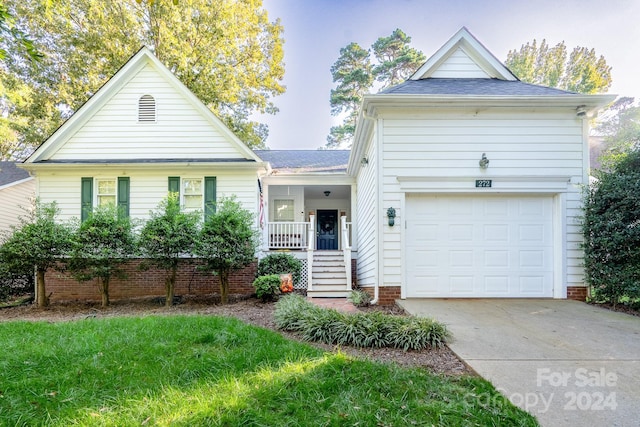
[0,315,537,426]
[275,294,449,350]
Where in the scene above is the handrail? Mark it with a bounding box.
[307,214,315,291]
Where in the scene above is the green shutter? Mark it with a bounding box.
[168,176,180,196]
[204,176,216,219]
[117,177,130,217]
[81,177,93,222]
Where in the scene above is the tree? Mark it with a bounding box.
[595,97,640,170]
[0,201,72,307]
[0,0,284,159]
[68,206,136,308]
[371,28,425,89]
[505,39,612,94]
[327,42,373,149]
[0,3,41,63]
[583,150,640,307]
[138,194,199,307]
[195,197,259,304]
[327,29,424,149]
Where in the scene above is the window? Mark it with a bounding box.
[97,179,116,206]
[180,176,216,219]
[274,199,295,222]
[138,94,156,122]
[183,178,203,209]
[81,177,130,221]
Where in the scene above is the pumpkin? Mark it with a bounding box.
[279,273,294,293]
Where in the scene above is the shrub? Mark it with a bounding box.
[195,197,260,304]
[253,274,282,302]
[274,294,449,350]
[583,150,640,307]
[257,253,302,287]
[348,289,371,307]
[274,293,313,331]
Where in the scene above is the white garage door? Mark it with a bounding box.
[406,195,553,297]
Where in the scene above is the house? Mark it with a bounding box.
[0,161,35,236]
[20,28,613,304]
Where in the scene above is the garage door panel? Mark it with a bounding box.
[406,195,553,298]
[449,250,473,267]
[449,276,474,293]
[485,250,509,267]
[483,276,509,293]
[519,276,547,294]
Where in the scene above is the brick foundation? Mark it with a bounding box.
[45,259,257,303]
[566,286,588,301]
[361,286,401,306]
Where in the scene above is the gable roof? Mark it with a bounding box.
[0,161,32,188]
[255,150,350,173]
[24,47,261,165]
[410,27,518,81]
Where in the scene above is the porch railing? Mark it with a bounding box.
[266,222,309,249]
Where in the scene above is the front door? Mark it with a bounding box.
[317,210,338,250]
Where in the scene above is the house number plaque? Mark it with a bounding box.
[475,179,492,188]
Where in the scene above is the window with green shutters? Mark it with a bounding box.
[80,177,130,221]
[176,176,216,218]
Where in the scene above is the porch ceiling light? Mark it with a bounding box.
[361,157,369,166]
[324,191,331,197]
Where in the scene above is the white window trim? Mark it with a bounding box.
[182,177,204,211]
[273,198,295,222]
[96,178,117,207]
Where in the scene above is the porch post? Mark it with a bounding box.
[341,215,352,291]
[307,212,315,292]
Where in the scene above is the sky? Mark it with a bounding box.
[256,0,640,150]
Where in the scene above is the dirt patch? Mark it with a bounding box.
[0,296,471,376]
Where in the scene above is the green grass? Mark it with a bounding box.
[0,316,538,426]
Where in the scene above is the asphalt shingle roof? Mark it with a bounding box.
[381,78,579,96]
[255,150,350,173]
[0,162,31,187]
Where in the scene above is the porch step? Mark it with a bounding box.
[306,289,352,298]
[309,250,350,298]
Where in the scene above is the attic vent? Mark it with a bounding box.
[138,95,156,122]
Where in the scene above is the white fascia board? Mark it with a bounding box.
[347,105,376,176]
[20,161,268,172]
[363,93,617,112]
[262,174,354,187]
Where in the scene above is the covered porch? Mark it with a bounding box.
[260,181,356,297]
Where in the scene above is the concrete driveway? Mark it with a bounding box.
[397,299,640,427]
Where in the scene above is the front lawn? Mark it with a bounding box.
[0,315,537,426]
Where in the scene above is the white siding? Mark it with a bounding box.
[36,167,258,222]
[429,48,490,78]
[0,179,35,235]
[51,64,251,161]
[354,130,378,287]
[379,108,586,290]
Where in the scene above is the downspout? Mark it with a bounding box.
[361,109,379,305]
